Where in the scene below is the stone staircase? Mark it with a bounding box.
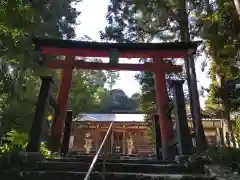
[2,154,216,180]
[135,144,154,155]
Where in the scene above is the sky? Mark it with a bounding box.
[74,0,211,107]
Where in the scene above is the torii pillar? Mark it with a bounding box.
[153,59,175,160]
[50,57,74,151]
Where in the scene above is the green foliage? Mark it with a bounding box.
[0,0,80,134]
[193,0,240,118]
[1,0,80,71]
[102,0,190,143]
[103,0,240,137]
[97,89,140,113]
[40,142,55,158]
[62,70,108,116]
[203,147,240,164]
[0,73,41,135]
[101,0,180,43]
[49,69,131,118]
[234,118,240,144]
[0,130,28,153]
[6,129,28,146]
[0,0,136,145]
[0,129,54,158]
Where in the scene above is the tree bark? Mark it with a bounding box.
[178,0,207,150]
[210,40,235,147]
[219,76,236,147]
[234,0,240,17]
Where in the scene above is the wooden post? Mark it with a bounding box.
[61,110,73,157]
[226,132,230,147]
[153,59,175,160]
[51,57,74,151]
[123,131,126,155]
[170,80,193,155]
[27,77,55,152]
[111,131,114,155]
[153,114,162,160]
[216,128,223,147]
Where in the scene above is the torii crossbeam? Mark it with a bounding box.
[33,37,200,160]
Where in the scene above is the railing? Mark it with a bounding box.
[83,122,114,180]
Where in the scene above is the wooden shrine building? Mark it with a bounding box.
[69,113,237,155]
[70,114,153,155]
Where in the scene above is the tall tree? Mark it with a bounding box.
[0,0,124,140]
[1,0,80,91]
[190,0,240,146]
[0,0,80,135]
[178,0,207,149]
[184,0,240,146]
[105,71,120,90]
[103,0,240,146]
[0,73,41,135]
[234,0,240,17]
[101,0,200,144]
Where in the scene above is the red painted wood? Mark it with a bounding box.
[41,47,189,58]
[47,60,182,73]
[49,56,182,148]
[51,57,74,140]
[153,59,174,146]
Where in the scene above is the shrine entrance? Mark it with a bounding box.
[100,130,124,155]
[99,131,111,154]
[32,37,200,160]
[112,131,124,154]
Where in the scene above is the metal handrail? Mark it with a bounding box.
[84,122,114,180]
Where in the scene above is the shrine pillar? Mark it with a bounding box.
[170,80,193,155]
[153,114,162,160]
[61,110,73,157]
[27,76,55,152]
[50,56,74,151]
[153,59,175,160]
[123,131,126,154]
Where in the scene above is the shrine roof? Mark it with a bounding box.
[33,37,201,52]
[73,113,145,123]
[73,113,224,123]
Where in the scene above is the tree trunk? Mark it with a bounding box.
[234,0,240,17]
[219,76,236,147]
[210,42,235,147]
[178,0,207,150]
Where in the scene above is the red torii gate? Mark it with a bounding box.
[33,38,199,159]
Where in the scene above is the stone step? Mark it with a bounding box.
[46,157,173,164]
[65,153,157,159]
[71,155,157,159]
[3,170,216,180]
[34,161,197,174]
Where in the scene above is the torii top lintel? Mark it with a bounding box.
[33,38,201,59]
